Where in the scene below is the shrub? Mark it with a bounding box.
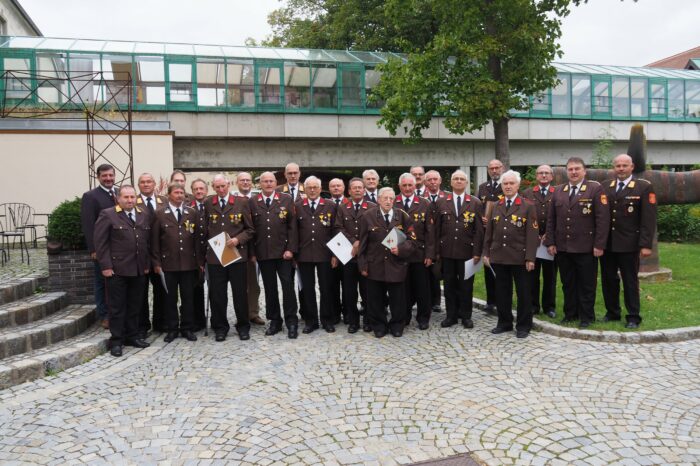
[657,204,700,243]
[47,197,86,250]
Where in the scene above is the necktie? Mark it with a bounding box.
[431,194,437,204]
[265,197,271,208]
[220,198,226,209]
[109,190,116,205]
[176,208,181,223]
[146,197,154,213]
[506,199,512,210]
[457,195,462,212]
[128,212,134,224]
[541,186,547,197]
[617,181,625,193]
[384,213,390,226]
[335,198,341,205]
[370,193,376,203]
[198,203,204,213]
[416,189,422,197]
[310,200,316,213]
[569,186,577,200]
[290,186,295,199]
[355,203,360,213]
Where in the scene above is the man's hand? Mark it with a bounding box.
[283,250,293,260]
[593,247,604,257]
[101,268,114,278]
[144,269,150,274]
[547,245,557,256]
[351,240,360,257]
[361,270,368,277]
[525,260,535,272]
[331,257,339,268]
[640,247,652,258]
[481,215,488,224]
[483,256,490,267]
[424,258,433,267]
[226,237,239,248]
[154,266,162,274]
[473,256,481,264]
[390,246,399,256]
[90,252,97,260]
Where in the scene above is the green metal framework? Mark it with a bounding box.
[2,35,700,121]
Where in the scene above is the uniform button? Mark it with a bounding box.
[566,226,569,229]
[503,243,506,247]
[312,238,315,242]
[566,218,570,221]
[613,210,616,213]
[179,239,183,243]
[612,219,616,222]
[267,227,270,230]
[454,237,458,240]
[180,247,183,250]
[267,235,271,238]
[612,227,615,230]
[267,219,270,222]
[503,226,507,230]
[312,230,315,233]
[566,235,570,238]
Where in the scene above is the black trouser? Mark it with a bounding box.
[208,262,250,335]
[342,260,368,326]
[367,278,405,333]
[192,271,206,330]
[484,263,497,306]
[139,271,166,333]
[442,258,474,322]
[164,270,196,332]
[600,251,641,324]
[330,262,344,322]
[299,261,334,326]
[106,274,146,346]
[493,263,533,332]
[258,258,298,328]
[558,252,598,323]
[429,263,441,307]
[405,262,431,325]
[531,257,557,313]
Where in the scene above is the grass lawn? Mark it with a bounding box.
[472,242,700,331]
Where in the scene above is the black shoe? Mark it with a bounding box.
[418,322,429,330]
[532,308,541,315]
[265,322,282,336]
[373,330,386,338]
[323,324,336,333]
[462,319,474,329]
[625,322,639,329]
[578,321,591,329]
[432,305,442,313]
[603,315,621,322]
[362,323,372,332]
[239,331,250,341]
[343,315,350,325]
[164,331,178,343]
[137,331,149,341]
[440,318,457,328]
[333,316,341,325]
[545,310,556,318]
[181,331,197,341]
[110,345,123,357]
[215,332,226,342]
[484,304,496,315]
[491,327,512,335]
[124,339,150,348]
[516,330,530,339]
[288,325,299,339]
[302,323,319,334]
[560,318,575,324]
[348,324,359,334]
[390,328,403,337]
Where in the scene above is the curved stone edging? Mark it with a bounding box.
[473,298,700,343]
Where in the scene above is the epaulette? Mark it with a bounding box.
[587,180,601,186]
[636,178,651,184]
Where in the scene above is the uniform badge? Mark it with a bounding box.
[600,194,608,205]
[628,206,634,213]
[649,193,656,204]
[211,214,218,222]
[629,181,636,188]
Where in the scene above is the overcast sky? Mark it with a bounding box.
[18,0,700,67]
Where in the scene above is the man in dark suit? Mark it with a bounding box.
[545,157,610,328]
[335,177,376,334]
[80,163,117,330]
[328,178,349,324]
[601,154,657,329]
[424,169,448,313]
[434,170,484,329]
[277,162,305,202]
[94,185,151,357]
[202,174,254,342]
[295,176,338,333]
[250,172,299,339]
[151,183,201,343]
[477,159,504,314]
[362,169,380,204]
[410,166,426,198]
[522,164,557,318]
[189,178,209,332]
[396,173,435,330]
[358,187,416,338]
[483,170,539,338]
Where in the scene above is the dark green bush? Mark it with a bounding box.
[657,204,700,243]
[47,197,86,250]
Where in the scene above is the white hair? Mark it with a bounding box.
[451,170,468,181]
[378,187,396,199]
[398,173,415,184]
[362,169,379,179]
[500,169,521,184]
[212,173,229,184]
[303,175,322,187]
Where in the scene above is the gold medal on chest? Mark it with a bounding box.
[628,206,634,213]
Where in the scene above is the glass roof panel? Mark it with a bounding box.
[246,47,282,60]
[134,42,165,54]
[37,38,76,51]
[347,51,385,63]
[306,49,335,62]
[165,43,195,55]
[691,59,700,70]
[70,39,106,52]
[271,48,308,60]
[194,44,224,57]
[321,50,360,62]
[102,41,135,53]
[221,46,252,59]
[3,36,45,49]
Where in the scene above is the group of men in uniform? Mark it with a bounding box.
[81,155,656,356]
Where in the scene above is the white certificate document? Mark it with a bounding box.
[326,232,354,265]
[536,242,554,261]
[464,258,483,279]
[381,227,407,250]
[208,232,241,267]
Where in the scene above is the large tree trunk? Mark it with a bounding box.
[492,117,510,168]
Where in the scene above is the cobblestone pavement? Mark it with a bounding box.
[0,246,48,282]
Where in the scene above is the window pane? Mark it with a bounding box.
[612,77,629,117]
[169,63,193,103]
[685,81,700,118]
[650,82,665,115]
[135,56,165,105]
[572,76,591,116]
[3,57,32,99]
[668,80,684,118]
[593,80,609,114]
[531,92,549,112]
[100,55,132,105]
[631,78,647,117]
[312,64,337,108]
[197,61,225,107]
[226,61,254,107]
[36,53,68,105]
[258,66,281,104]
[551,75,570,115]
[365,68,383,108]
[284,62,310,109]
[68,54,100,104]
[341,68,362,108]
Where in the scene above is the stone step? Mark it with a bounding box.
[0,291,68,328]
[0,274,47,306]
[0,320,109,390]
[0,305,96,360]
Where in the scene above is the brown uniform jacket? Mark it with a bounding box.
[94,206,151,277]
[150,204,201,272]
[136,194,167,220]
[522,184,556,237]
[358,207,416,283]
[334,199,376,245]
[295,197,337,263]
[249,192,298,260]
[603,178,657,252]
[395,194,435,263]
[276,183,305,202]
[544,180,610,253]
[434,194,484,260]
[477,180,504,203]
[189,199,208,257]
[203,194,255,264]
[483,196,539,265]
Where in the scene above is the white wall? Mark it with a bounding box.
[0,0,40,36]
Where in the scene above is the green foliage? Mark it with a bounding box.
[47,197,86,250]
[590,129,614,168]
[657,204,700,243]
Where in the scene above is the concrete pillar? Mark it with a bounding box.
[474,166,488,195]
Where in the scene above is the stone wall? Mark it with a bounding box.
[47,250,94,305]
